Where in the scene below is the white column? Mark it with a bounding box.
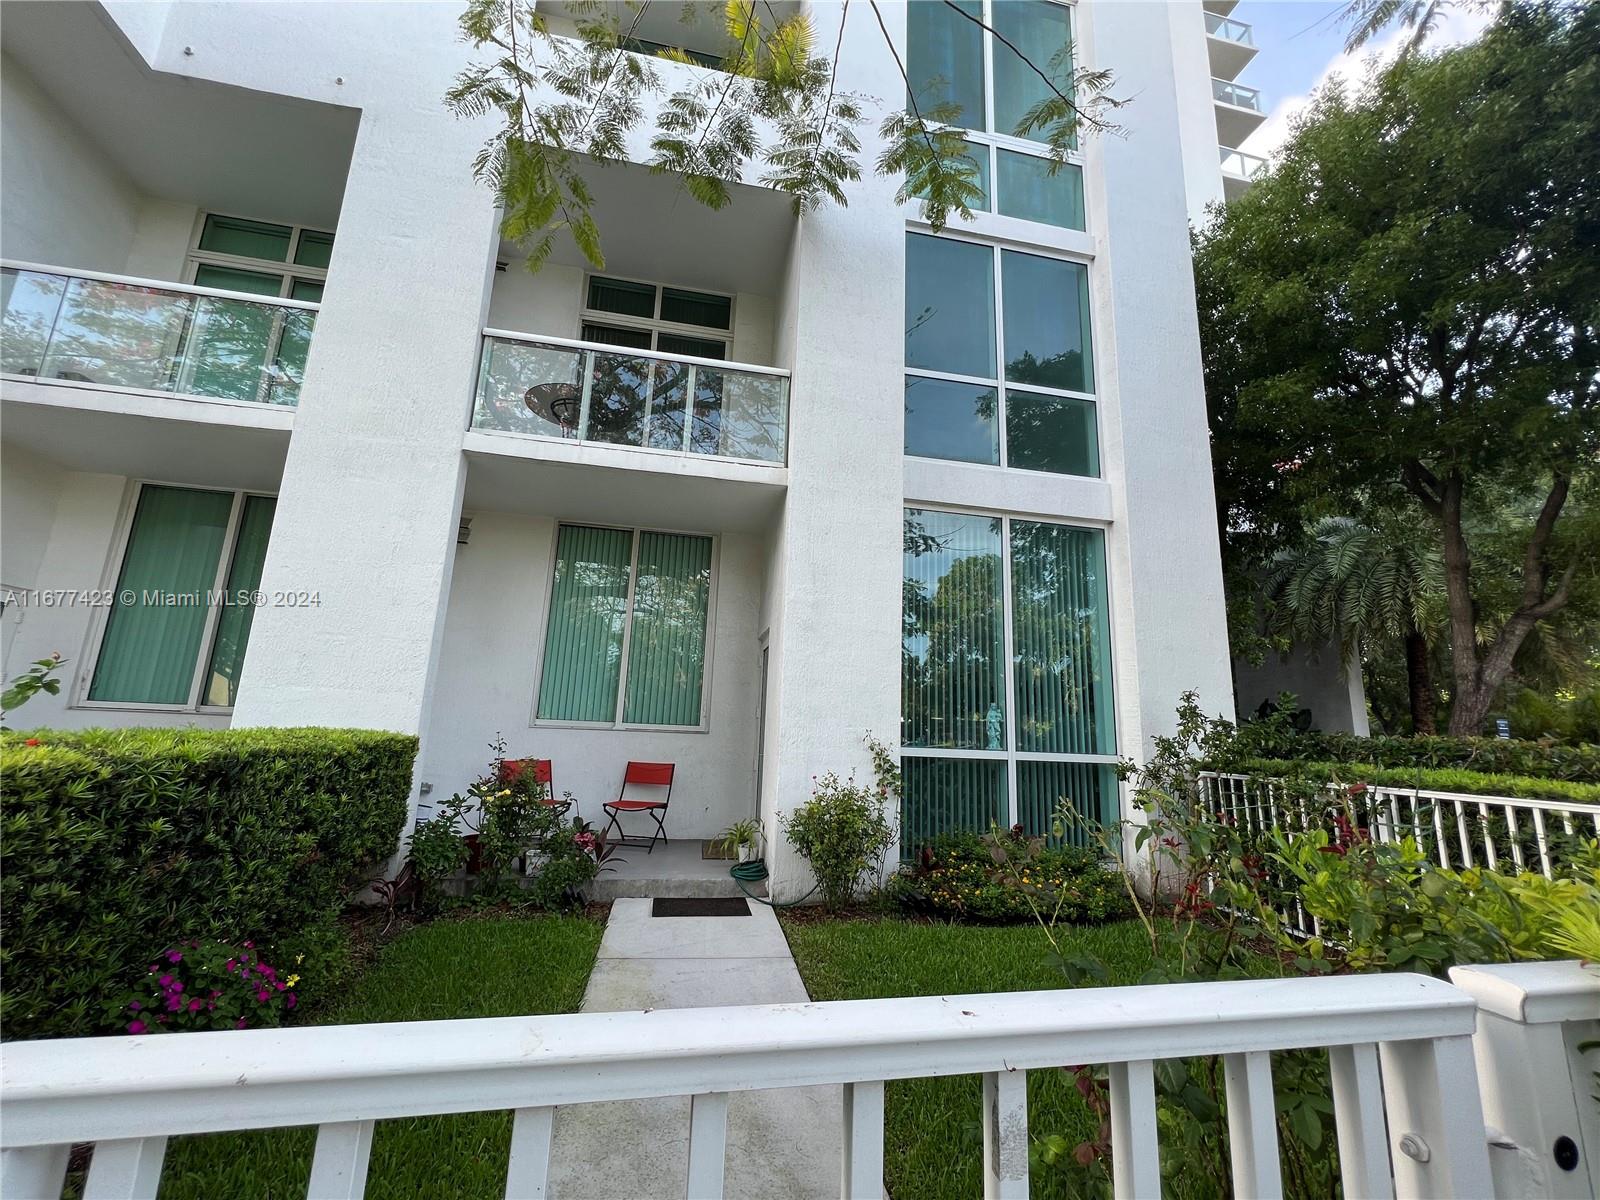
[1082,0,1236,779]
[762,0,907,901]
[139,4,500,738]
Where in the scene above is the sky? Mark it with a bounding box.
[1234,1,1495,159]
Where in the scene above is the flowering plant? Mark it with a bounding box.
[109,939,299,1034]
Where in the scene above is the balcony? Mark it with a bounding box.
[473,331,788,466]
[1219,146,1267,201]
[1212,78,1267,146]
[1204,12,1257,79]
[2,264,316,408]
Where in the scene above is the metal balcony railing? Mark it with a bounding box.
[1213,78,1264,111]
[1219,146,1268,178]
[1204,11,1254,44]
[1,262,316,407]
[474,330,789,465]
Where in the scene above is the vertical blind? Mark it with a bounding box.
[537,525,633,723]
[623,532,713,726]
[89,486,233,705]
[204,495,277,707]
[900,757,1007,858]
[902,509,1005,750]
[1016,760,1117,850]
[1010,521,1114,755]
[538,525,714,727]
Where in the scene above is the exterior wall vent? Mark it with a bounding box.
[457,517,472,545]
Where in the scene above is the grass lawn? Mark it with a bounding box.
[155,914,602,1200]
[782,916,1274,1200]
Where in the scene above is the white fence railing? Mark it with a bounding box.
[1,974,1501,1200]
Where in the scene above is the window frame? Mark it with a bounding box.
[900,503,1121,832]
[902,505,1126,825]
[531,522,720,734]
[579,271,736,358]
[185,210,333,300]
[74,480,278,714]
[908,0,1085,199]
[904,228,1101,476]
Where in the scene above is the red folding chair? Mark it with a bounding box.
[602,762,676,854]
[499,758,573,820]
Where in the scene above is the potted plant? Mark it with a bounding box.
[720,819,761,863]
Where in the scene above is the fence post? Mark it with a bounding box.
[1449,961,1600,1198]
[1378,1033,1494,1198]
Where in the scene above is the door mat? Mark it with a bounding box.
[701,840,735,860]
[651,897,750,917]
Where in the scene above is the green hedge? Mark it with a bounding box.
[1228,758,1600,805]
[1222,726,1600,783]
[0,727,415,1040]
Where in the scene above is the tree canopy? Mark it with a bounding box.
[1198,1,1599,735]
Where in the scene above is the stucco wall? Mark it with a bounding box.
[418,510,766,840]
[0,52,143,273]
[1235,644,1371,736]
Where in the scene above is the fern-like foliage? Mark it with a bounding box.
[1337,0,1501,55]
[447,0,1122,269]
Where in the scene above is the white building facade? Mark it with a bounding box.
[0,0,1234,898]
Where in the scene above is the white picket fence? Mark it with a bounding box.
[1198,771,1600,939]
[0,973,1514,1200]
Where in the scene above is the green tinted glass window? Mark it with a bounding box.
[1005,390,1098,476]
[204,495,276,706]
[996,150,1085,230]
[660,288,731,330]
[198,215,292,262]
[537,525,634,722]
[623,532,713,726]
[907,0,985,130]
[193,265,283,297]
[993,1,1073,143]
[904,377,997,464]
[588,277,657,319]
[906,233,995,378]
[292,230,334,269]
[1001,250,1093,392]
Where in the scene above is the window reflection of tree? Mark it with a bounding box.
[902,511,1005,750]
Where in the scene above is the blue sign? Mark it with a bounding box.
[1494,718,1511,740]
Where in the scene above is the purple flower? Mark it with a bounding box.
[158,974,173,988]
[166,950,183,964]
[285,994,297,1009]
[165,996,183,1012]
[242,941,254,949]
[255,989,270,1003]
[235,1017,248,1029]
[187,998,204,1013]
[128,1001,143,1012]
[127,1020,147,1035]
[225,959,236,972]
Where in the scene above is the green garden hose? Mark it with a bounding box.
[730,858,817,907]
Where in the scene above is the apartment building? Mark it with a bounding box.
[0,0,1234,898]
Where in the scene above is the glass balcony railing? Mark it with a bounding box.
[1219,146,1267,178]
[1,263,314,406]
[474,332,789,465]
[1212,78,1263,112]
[1204,12,1254,44]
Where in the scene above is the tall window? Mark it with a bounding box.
[87,484,277,709]
[905,232,1097,475]
[901,507,1116,853]
[537,525,715,728]
[581,275,733,359]
[906,0,1085,231]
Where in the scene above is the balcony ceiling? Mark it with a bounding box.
[500,156,797,299]
[543,1,803,61]
[0,1,357,229]
[1214,100,1268,149]
[1206,32,1257,80]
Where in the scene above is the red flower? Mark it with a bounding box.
[24,738,40,746]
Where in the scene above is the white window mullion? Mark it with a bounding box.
[999,515,1019,828]
[992,243,1009,469]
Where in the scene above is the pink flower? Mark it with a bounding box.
[158,974,173,988]
[255,989,271,1003]
[285,994,297,1009]
[128,1001,142,1012]
[242,941,254,949]
[235,1017,248,1029]
[165,996,183,1012]
[166,950,183,964]
[127,1020,147,1034]
[225,959,236,972]
[187,998,204,1013]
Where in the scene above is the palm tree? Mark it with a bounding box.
[1263,517,1443,733]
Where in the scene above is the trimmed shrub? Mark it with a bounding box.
[0,727,415,1040]
[1230,757,1600,805]
[1220,725,1600,783]
[886,831,1133,925]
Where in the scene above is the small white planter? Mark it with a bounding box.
[737,843,755,863]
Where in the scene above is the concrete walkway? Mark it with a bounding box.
[544,898,840,1200]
